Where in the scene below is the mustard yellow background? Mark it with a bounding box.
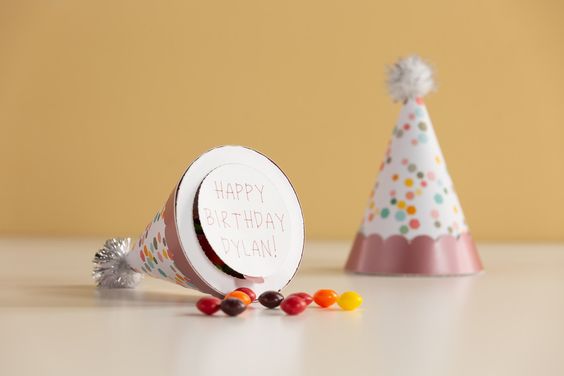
[1,1,563,240]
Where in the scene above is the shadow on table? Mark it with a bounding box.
[1,284,199,309]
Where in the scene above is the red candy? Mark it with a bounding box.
[196,297,222,315]
[288,292,313,306]
[235,287,256,302]
[280,295,307,315]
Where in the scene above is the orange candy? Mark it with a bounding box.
[313,289,338,308]
[225,290,252,305]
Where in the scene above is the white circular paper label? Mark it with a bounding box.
[196,163,291,277]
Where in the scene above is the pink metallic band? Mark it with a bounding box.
[163,185,219,296]
[345,232,483,276]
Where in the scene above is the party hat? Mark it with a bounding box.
[93,146,305,297]
[345,56,483,276]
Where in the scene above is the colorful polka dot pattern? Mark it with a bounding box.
[128,206,194,288]
[363,98,468,239]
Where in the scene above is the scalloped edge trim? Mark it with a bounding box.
[345,232,483,276]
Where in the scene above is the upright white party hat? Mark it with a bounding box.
[345,56,483,275]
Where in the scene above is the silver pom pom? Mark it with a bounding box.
[387,55,436,102]
[93,238,142,288]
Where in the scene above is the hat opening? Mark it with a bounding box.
[193,185,245,279]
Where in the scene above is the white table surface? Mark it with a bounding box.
[1,238,563,376]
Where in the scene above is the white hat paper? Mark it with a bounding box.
[345,56,483,276]
[93,146,305,297]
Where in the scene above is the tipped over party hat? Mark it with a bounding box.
[93,146,305,297]
[345,55,483,276]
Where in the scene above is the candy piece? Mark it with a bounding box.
[220,298,247,316]
[258,291,284,309]
[337,291,363,311]
[280,295,307,315]
[235,287,256,302]
[225,290,252,305]
[313,289,338,308]
[196,297,222,315]
[288,292,313,306]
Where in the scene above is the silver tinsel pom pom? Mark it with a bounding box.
[387,55,436,102]
[93,238,142,288]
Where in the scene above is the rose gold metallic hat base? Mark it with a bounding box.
[345,232,483,276]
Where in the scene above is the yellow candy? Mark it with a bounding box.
[337,291,363,311]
